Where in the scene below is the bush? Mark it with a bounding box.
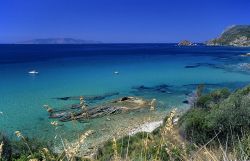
[0,133,57,161]
[178,108,213,144]
[0,133,12,161]
[236,134,250,159]
[195,88,230,109]
[179,85,250,146]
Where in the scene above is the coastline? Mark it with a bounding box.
[128,120,163,135]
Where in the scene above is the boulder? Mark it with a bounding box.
[178,40,193,46]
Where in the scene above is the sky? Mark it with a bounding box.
[0,0,249,43]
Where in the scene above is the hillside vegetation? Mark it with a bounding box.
[98,85,250,161]
[206,25,250,46]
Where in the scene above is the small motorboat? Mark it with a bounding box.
[28,70,39,74]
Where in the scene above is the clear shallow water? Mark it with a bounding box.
[1,44,250,142]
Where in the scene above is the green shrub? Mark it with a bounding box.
[178,108,213,144]
[179,85,250,145]
[195,88,230,108]
[0,133,12,161]
[11,137,54,160]
[236,134,250,159]
[0,134,57,161]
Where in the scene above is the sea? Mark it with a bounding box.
[1,44,250,145]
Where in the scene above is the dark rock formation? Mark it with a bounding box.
[178,40,193,46]
[184,63,223,69]
[49,97,152,122]
[131,84,172,94]
[182,100,189,104]
[54,92,119,102]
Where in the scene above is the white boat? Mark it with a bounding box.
[114,71,119,75]
[28,70,39,74]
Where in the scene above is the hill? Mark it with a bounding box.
[18,38,101,44]
[206,25,250,46]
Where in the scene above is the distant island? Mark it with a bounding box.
[18,38,101,44]
[206,25,250,47]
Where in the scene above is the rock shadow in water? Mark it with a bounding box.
[184,63,223,69]
[130,84,173,95]
[53,92,120,103]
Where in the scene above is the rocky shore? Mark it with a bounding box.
[129,120,163,135]
[178,40,194,46]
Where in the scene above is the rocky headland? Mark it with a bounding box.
[206,25,250,47]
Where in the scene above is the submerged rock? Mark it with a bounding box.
[185,64,201,68]
[54,92,119,102]
[182,100,189,104]
[131,84,172,94]
[227,63,250,72]
[184,63,222,69]
[49,96,153,122]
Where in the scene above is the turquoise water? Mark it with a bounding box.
[1,44,250,141]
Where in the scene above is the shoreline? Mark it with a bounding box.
[128,120,163,135]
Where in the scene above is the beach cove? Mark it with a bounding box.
[1,44,250,153]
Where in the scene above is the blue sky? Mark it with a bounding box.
[0,0,249,43]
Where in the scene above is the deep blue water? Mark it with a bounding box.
[0,44,250,141]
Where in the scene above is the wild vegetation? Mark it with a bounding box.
[97,85,250,161]
[0,132,57,161]
[1,85,250,160]
[206,25,250,46]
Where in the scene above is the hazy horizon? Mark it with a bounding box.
[0,0,249,43]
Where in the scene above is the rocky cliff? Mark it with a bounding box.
[206,25,250,47]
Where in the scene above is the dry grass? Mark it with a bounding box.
[97,108,250,161]
[11,110,250,161]
[63,130,94,160]
[14,131,34,156]
[0,141,3,159]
